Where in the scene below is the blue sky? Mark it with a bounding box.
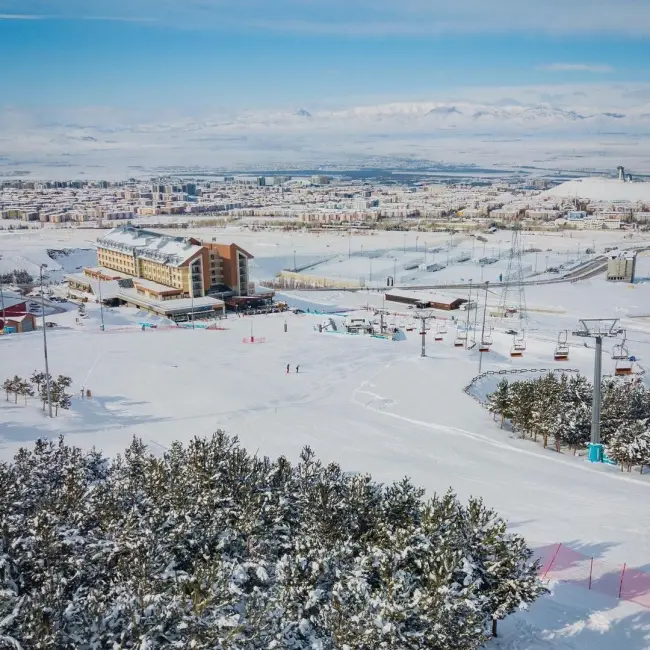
[1,0,649,111]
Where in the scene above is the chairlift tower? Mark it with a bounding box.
[573,319,622,462]
[415,311,436,358]
[497,225,527,324]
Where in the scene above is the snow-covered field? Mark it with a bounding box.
[3,227,650,648]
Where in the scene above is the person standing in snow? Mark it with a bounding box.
[80,386,85,400]
[286,364,290,374]
[296,365,300,374]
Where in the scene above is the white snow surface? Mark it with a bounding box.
[545,178,650,202]
[3,227,650,648]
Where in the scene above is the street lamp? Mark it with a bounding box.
[39,264,53,418]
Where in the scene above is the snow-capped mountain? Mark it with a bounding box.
[214,101,650,133]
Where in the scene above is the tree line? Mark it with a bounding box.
[2,371,72,415]
[0,269,33,284]
[486,373,650,472]
[0,433,546,649]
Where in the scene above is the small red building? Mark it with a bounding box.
[0,293,33,332]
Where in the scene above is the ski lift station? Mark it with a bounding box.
[385,289,468,311]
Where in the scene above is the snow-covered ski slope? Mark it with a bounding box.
[3,228,650,647]
[2,307,650,647]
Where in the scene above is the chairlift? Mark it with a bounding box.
[510,331,526,358]
[435,324,445,341]
[611,331,629,360]
[554,330,569,361]
[615,359,634,376]
[454,325,467,347]
[438,322,448,335]
[479,327,493,352]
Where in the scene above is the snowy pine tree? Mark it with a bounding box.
[486,379,511,428]
[0,433,547,649]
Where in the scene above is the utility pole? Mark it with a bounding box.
[478,281,489,373]
[465,279,473,350]
[573,319,621,462]
[40,265,53,418]
[416,311,436,358]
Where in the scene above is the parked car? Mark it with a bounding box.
[45,322,57,328]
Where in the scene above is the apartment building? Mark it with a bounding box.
[95,225,252,299]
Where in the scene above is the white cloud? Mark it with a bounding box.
[539,63,614,73]
[3,0,650,35]
[0,13,47,19]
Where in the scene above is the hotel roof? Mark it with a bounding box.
[97,225,202,267]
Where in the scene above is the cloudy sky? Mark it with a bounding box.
[1,0,649,175]
[1,0,649,110]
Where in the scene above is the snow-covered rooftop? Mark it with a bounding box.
[97,225,202,267]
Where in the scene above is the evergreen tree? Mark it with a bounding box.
[8,375,22,404]
[30,370,47,393]
[486,379,511,428]
[17,379,34,405]
[2,377,14,401]
[605,421,644,471]
[0,433,547,649]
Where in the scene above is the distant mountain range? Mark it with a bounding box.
[229,101,650,133]
[3,94,650,177]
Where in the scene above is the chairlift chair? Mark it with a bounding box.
[612,331,629,360]
[479,327,493,352]
[554,330,570,361]
[435,324,444,341]
[510,332,525,358]
[454,325,467,347]
[615,359,634,376]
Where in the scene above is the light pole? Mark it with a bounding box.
[39,265,53,418]
[416,236,419,252]
[465,279,473,350]
[573,319,621,462]
[190,266,195,330]
[478,281,489,373]
[293,250,296,271]
[98,276,105,332]
[0,278,5,331]
[534,250,539,274]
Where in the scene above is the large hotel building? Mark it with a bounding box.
[67,225,255,321]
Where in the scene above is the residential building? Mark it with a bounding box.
[607,253,636,282]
